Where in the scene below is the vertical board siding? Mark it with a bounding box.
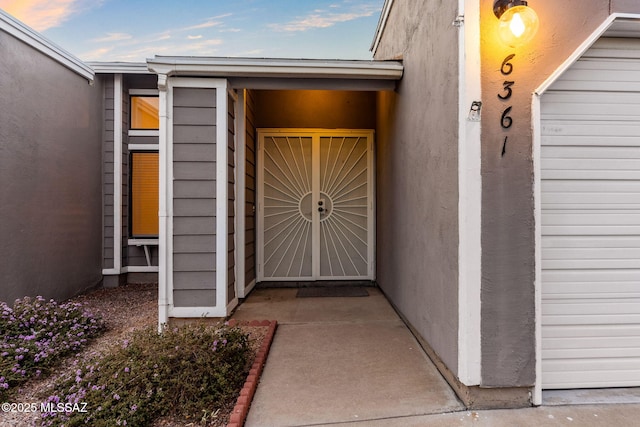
[245,90,257,285]
[103,76,115,269]
[227,92,236,304]
[172,87,217,307]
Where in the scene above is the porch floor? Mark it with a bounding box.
[230,287,464,426]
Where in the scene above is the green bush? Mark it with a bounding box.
[42,324,251,426]
[0,296,104,401]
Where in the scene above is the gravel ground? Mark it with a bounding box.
[0,283,264,427]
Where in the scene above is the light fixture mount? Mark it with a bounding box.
[493,0,529,19]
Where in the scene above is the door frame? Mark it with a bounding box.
[256,128,376,282]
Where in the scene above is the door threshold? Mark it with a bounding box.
[256,280,376,289]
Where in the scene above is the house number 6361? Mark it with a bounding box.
[498,54,515,155]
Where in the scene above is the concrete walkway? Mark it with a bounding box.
[231,287,640,426]
[231,287,463,426]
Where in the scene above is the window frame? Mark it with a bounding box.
[129,89,159,134]
[128,148,160,239]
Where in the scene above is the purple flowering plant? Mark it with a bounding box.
[42,324,250,426]
[0,296,104,401]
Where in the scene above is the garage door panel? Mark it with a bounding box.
[543,225,640,236]
[542,281,640,299]
[542,195,640,209]
[541,122,640,138]
[543,90,640,109]
[543,180,640,194]
[543,169,640,180]
[543,212,640,226]
[543,346,640,360]
[543,300,640,316]
[542,361,640,389]
[544,158,640,171]
[541,38,640,389]
[543,268,640,286]
[543,258,640,270]
[544,324,640,338]
[542,135,640,147]
[543,145,640,159]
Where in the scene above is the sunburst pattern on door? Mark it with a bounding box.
[258,130,373,281]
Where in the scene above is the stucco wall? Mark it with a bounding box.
[0,31,103,303]
[479,0,621,386]
[373,0,461,375]
[253,90,376,129]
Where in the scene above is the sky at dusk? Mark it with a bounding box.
[0,0,385,63]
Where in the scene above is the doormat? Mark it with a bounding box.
[296,286,369,298]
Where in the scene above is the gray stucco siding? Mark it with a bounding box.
[171,87,218,308]
[373,0,460,376]
[0,28,103,303]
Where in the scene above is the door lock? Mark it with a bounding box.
[318,199,325,214]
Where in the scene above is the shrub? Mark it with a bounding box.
[42,324,251,426]
[0,296,104,401]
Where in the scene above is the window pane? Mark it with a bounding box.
[131,96,159,129]
[131,152,159,237]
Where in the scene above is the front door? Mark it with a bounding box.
[257,129,375,281]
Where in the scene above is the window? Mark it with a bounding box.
[130,152,159,237]
[130,96,159,130]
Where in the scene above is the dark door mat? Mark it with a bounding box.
[296,286,369,298]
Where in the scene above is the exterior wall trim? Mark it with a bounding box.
[236,90,248,298]
[457,0,482,386]
[0,9,94,81]
[531,13,640,404]
[370,0,395,55]
[128,144,159,151]
[158,74,171,328]
[160,77,234,322]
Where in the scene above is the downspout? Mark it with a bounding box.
[157,74,169,330]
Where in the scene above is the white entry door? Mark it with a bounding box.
[257,129,375,281]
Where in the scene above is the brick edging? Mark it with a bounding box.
[226,320,278,427]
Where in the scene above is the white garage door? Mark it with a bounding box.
[541,38,640,389]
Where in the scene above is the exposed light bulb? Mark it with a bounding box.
[509,13,525,38]
[497,5,539,46]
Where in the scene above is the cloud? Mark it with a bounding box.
[269,4,379,32]
[0,0,96,31]
[91,32,132,43]
[187,35,203,40]
[179,14,232,32]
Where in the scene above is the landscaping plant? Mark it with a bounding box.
[0,296,105,401]
[42,323,251,426]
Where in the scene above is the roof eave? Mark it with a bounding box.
[0,9,94,82]
[146,57,403,81]
[88,62,151,74]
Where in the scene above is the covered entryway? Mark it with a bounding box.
[540,37,640,389]
[257,129,374,281]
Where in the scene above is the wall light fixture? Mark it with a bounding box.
[493,0,539,46]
